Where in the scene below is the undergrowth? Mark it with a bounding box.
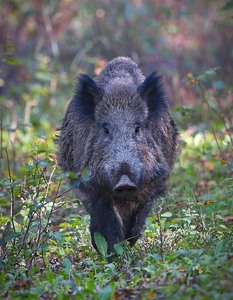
[0,70,232,299]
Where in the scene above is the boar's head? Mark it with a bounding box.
[75,72,171,199]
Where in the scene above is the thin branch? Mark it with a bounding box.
[198,83,233,145]
[27,212,43,270]
[17,211,35,257]
[55,186,73,199]
[27,180,62,270]
[5,148,16,234]
[41,180,61,235]
[212,126,233,173]
[212,126,224,157]
[193,195,207,232]
[45,163,56,199]
[157,211,164,261]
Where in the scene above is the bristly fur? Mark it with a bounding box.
[57,57,180,259]
[138,71,168,118]
[74,74,103,118]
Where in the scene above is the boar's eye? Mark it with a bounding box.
[135,125,140,134]
[102,123,109,134]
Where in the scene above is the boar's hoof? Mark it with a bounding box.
[113,175,137,198]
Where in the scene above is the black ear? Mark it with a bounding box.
[74,74,102,117]
[138,72,168,116]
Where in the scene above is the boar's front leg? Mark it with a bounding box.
[89,197,124,256]
[125,202,153,246]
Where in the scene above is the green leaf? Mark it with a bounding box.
[114,243,124,255]
[149,253,161,261]
[4,231,21,242]
[25,164,35,170]
[62,257,72,275]
[0,216,9,226]
[85,278,95,292]
[47,269,56,284]
[197,67,220,82]
[175,249,189,255]
[36,244,49,251]
[66,171,78,179]
[0,271,6,286]
[35,71,51,81]
[4,57,20,65]
[46,231,64,241]
[97,282,116,300]
[94,232,108,257]
[161,212,172,218]
[52,231,64,241]
[38,160,49,167]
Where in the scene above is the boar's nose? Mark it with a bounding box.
[113,175,137,198]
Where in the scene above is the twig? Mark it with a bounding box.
[212,126,233,173]
[27,212,43,270]
[157,211,164,261]
[17,211,35,257]
[193,195,207,232]
[42,180,61,235]
[5,148,16,234]
[28,181,61,270]
[212,126,224,157]
[55,186,73,199]
[44,163,56,199]
[198,83,233,145]
[35,163,47,196]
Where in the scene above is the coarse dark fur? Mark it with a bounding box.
[57,57,180,257]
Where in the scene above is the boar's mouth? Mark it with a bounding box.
[113,175,138,198]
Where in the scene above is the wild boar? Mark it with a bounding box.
[57,57,179,257]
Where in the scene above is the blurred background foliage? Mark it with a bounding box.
[0,0,232,203]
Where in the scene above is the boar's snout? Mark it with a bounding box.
[113,175,137,198]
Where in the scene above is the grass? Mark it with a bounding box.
[0,70,233,299]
